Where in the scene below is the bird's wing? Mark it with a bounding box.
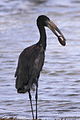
[15,44,36,77]
[15,45,35,88]
[15,44,44,90]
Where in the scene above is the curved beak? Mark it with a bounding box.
[46,20,66,46]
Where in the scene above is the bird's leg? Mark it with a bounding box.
[35,85,38,119]
[28,91,34,120]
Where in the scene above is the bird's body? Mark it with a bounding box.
[15,43,45,93]
[15,15,66,119]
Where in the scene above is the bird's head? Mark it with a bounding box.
[37,15,50,27]
[37,15,66,46]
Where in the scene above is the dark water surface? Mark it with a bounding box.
[0,0,80,119]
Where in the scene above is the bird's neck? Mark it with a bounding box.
[38,26,46,50]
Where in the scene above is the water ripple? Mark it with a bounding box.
[0,0,80,119]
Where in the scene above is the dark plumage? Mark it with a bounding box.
[15,15,66,119]
[15,43,44,93]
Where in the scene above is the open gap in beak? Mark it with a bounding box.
[46,20,66,46]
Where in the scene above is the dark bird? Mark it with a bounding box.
[15,15,66,120]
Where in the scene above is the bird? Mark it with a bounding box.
[15,15,66,120]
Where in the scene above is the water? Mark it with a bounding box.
[0,0,80,119]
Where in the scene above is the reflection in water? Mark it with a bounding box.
[0,0,80,119]
[29,0,47,5]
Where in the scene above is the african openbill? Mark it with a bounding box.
[15,15,66,119]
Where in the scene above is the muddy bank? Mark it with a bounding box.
[0,118,41,120]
